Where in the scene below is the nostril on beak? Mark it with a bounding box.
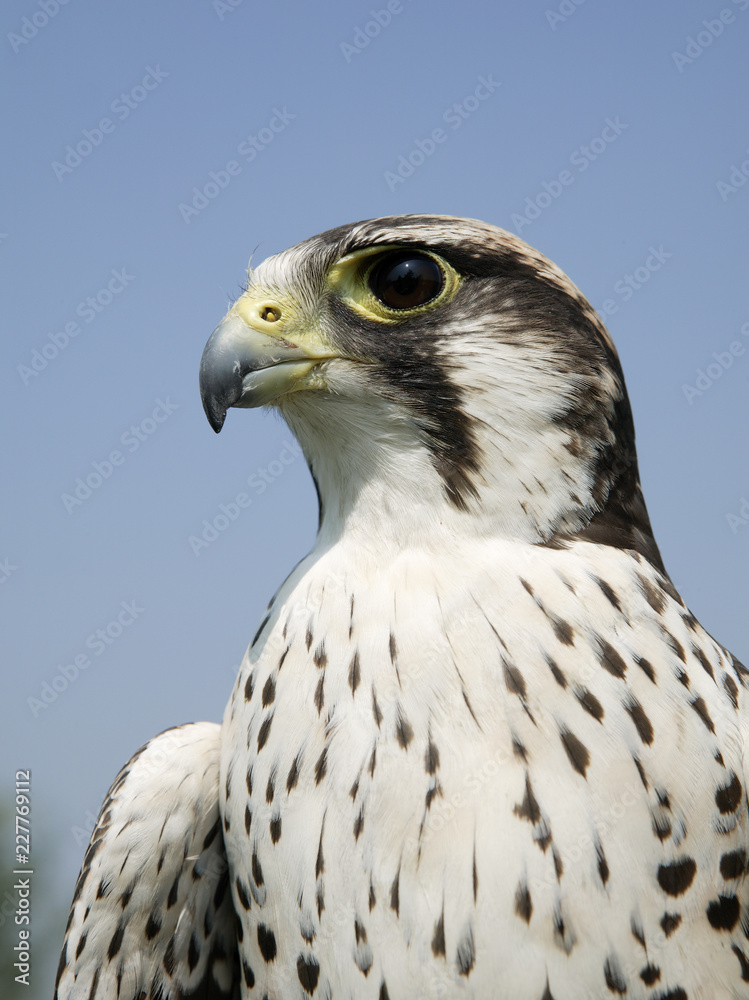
[261,306,281,323]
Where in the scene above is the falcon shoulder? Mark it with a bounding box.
[54,722,240,1000]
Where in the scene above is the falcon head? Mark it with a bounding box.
[200,215,663,570]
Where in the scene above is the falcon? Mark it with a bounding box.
[55,215,748,1000]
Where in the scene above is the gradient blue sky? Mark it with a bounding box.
[2,2,748,994]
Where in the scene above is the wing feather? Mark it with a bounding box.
[54,722,239,1000]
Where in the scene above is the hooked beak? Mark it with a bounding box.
[199,313,319,433]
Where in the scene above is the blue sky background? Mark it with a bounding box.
[1,1,748,994]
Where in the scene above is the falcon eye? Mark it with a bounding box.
[367,252,444,310]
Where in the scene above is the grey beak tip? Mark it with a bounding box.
[199,336,234,432]
[207,405,226,433]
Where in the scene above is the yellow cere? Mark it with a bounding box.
[231,289,336,359]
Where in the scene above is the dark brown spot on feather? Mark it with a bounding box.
[652,814,672,841]
[690,696,715,733]
[723,673,739,708]
[314,674,325,713]
[251,851,264,887]
[315,829,324,877]
[707,894,740,931]
[456,925,475,976]
[575,687,604,722]
[720,848,746,880]
[604,957,627,993]
[395,709,413,749]
[354,807,364,840]
[546,655,567,688]
[630,918,645,948]
[257,924,277,962]
[503,660,528,699]
[348,651,360,694]
[235,878,251,910]
[626,697,654,745]
[515,881,532,922]
[553,846,564,879]
[657,857,696,896]
[514,775,541,823]
[432,911,446,956]
[635,656,656,682]
[425,736,440,774]
[732,656,749,685]
[595,577,621,611]
[600,641,627,678]
[257,714,273,751]
[297,954,320,994]
[716,773,742,814]
[314,747,328,784]
[287,754,300,792]
[660,911,681,937]
[559,727,590,777]
[372,687,382,728]
[636,573,665,613]
[692,646,714,679]
[640,964,661,985]
[553,617,574,645]
[390,867,400,916]
[596,842,609,885]
[261,676,275,706]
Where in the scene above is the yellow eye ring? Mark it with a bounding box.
[327,245,460,322]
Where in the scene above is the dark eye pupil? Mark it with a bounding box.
[368,252,443,310]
